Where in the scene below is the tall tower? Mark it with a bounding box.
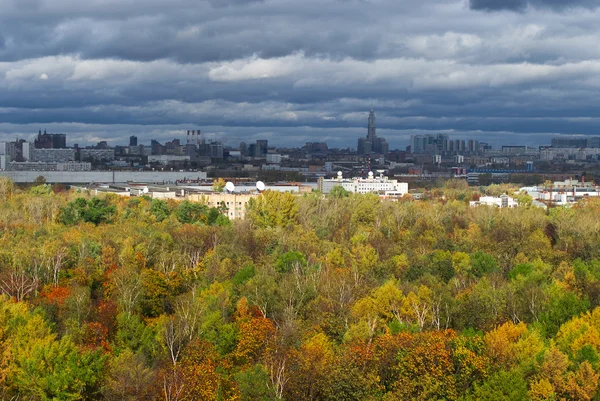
[367,107,376,141]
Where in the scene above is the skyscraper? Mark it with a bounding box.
[367,107,376,142]
[358,108,388,155]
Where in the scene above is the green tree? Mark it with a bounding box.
[175,200,208,224]
[150,199,170,222]
[467,369,529,401]
[275,251,307,274]
[470,252,499,277]
[13,335,105,401]
[235,364,278,401]
[113,312,159,361]
[329,186,350,199]
[59,197,116,225]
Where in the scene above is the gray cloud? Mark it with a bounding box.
[0,0,599,148]
[469,0,598,11]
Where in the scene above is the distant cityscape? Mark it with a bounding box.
[2,109,600,185]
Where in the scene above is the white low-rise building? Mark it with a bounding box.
[319,171,409,196]
[148,155,191,165]
[470,194,518,208]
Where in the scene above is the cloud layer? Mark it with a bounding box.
[1,0,599,148]
[469,0,598,12]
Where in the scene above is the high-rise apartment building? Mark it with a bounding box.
[410,134,448,154]
[551,136,600,148]
[410,134,479,155]
[248,140,268,157]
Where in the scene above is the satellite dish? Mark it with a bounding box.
[256,181,266,191]
[143,187,149,194]
[337,171,343,177]
[225,181,235,192]
[376,169,385,174]
[368,171,374,177]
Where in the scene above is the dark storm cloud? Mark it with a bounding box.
[469,0,598,11]
[0,0,409,64]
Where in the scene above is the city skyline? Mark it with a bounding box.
[6,121,600,150]
[2,1,600,147]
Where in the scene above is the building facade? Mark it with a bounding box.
[34,131,67,149]
[7,162,91,171]
[148,155,191,165]
[30,148,76,163]
[187,193,258,220]
[80,149,116,162]
[470,195,518,208]
[551,136,598,148]
[319,171,408,196]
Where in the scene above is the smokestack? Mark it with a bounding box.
[197,130,201,145]
[187,130,190,144]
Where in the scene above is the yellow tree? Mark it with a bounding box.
[285,333,335,401]
[212,178,226,192]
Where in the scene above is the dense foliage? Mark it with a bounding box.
[1,178,600,400]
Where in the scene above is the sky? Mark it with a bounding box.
[1,0,600,149]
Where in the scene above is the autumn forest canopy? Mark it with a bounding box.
[2,178,600,400]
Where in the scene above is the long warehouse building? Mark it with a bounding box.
[0,170,207,184]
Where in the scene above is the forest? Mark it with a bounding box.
[0,177,600,400]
